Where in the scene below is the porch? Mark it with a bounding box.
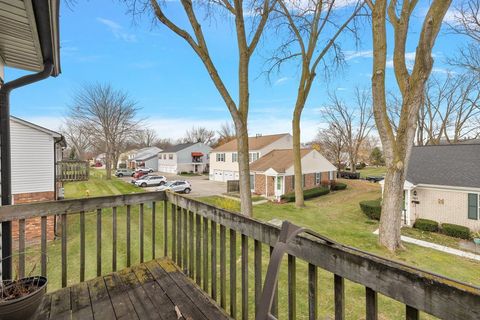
[0,191,478,319]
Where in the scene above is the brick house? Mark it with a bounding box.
[250,149,337,201]
[10,116,66,243]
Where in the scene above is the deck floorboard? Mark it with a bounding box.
[39,258,231,320]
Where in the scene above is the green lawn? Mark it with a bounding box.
[22,172,479,319]
[358,166,387,178]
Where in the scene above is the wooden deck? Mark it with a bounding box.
[36,258,232,320]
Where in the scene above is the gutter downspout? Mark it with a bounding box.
[0,61,54,280]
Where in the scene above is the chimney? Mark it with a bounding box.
[256,133,262,138]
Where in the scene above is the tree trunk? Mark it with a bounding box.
[379,165,405,250]
[349,154,356,173]
[292,111,304,207]
[235,121,253,217]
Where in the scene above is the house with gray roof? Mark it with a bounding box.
[158,142,212,174]
[130,147,162,171]
[381,143,480,231]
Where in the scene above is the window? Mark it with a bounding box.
[250,174,255,190]
[249,152,259,163]
[277,176,283,191]
[315,173,321,185]
[169,154,173,160]
[216,153,225,162]
[232,153,238,162]
[468,193,479,220]
[329,171,335,180]
[163,154,166,159]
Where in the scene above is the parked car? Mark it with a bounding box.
[136,167,154,174]
[156,180,191,194]
[132,170,148,180]
[134,175,167,187]
[366,175,384,183]
[115,168,135,177]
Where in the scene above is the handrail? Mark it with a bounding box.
[167,192,480,320]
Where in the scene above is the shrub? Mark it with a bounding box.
[281,186,330,202]
[359,199,382,220]
[332,182,347,191]
[413,219,439,232]
[441,223,471,239]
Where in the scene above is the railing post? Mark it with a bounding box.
[163,199,168,257]
[96,208,102,277]
[334,274,345,320]
[308,263,317,320]
[366,287,378,320]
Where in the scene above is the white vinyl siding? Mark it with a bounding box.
[11,119,55,194]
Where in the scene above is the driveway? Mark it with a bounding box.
[120,172,227,198]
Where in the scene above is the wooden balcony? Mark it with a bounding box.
[0,191,478,319]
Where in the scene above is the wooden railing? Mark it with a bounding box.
[0,191,479,319]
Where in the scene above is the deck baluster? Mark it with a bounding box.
[189,209,194,278]
[152,201,156,259]
[18,218,25,279]
[334,274,345,320]
[241,234,248,320]
[270,246,278,317]
[177,205,182,267]
[406,305,419,320]
[288,254,296,320]
[195,213,202,285]
[211,220,217,300]
[220,224,226,309]
[183,208,188,273]
[96,208,102,277]
[254,240,262,312]
[112,207,117,272]
[126,205,131,267]
[62,213,68,287]
[366,287,378,320]
[139,203,144,263]
[163,200,168,257]
[41,215,47,278]
[230,229,237,318]
[172,203,177,263]
[308,263,318,320]
[203,216,209,293]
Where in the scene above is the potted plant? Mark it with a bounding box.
[0,260,47,320]
[473,232,480,246]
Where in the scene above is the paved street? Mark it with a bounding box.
[121,172,227,197]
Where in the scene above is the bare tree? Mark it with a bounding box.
[421,73,480,144]
[367,0,452,251]
[134,128,159,148]
[122,0,277,216]
[155,138,174,150]
[314,124,345,170]
[68,83,141,179]
[321,88,374,173]
[60,119,91,160]
[267,0,365,207]
[216,122,236,146]
[448,0,480,74]
[181,126,216,145]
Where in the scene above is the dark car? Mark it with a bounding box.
[366,176,384,183]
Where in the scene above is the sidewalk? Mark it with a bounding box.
[373,229,480,262]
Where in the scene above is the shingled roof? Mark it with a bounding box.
[250,149,311,173]
[406,143,480,189]
[160,143,196,153]
[213,133,290,152]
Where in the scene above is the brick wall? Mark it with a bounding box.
[266,176,275,197]
[12,191,56,245]
[254,174,266,195]
[285,176,294,194]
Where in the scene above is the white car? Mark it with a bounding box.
[136,167,154,174]
[134,175,167,187]
[156,180,192,194]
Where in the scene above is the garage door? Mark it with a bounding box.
[214,170,223,182]
[159,165,177,173]
[224,171,235,181]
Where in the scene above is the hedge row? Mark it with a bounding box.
[332,182,347,191]
[413,219,439,232]
[413,220,471,239]
[359,199,382,220]
[441,223,471,239]
[281,186,330,202]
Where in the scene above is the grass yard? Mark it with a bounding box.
[358,166,387,178]
[20,172,479,319]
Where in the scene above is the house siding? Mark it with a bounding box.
[410,187,480,232]
[11,119,55,195]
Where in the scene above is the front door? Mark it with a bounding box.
[275,176,283,197]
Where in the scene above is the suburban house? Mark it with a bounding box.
[158,142,212,174]
[11,116,66,242]
[210,133,293,182]
[381,143,480,232]
[129,146,162,171]
[250,149,337,200]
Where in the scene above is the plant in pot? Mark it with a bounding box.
[0,258,47,320]
[473,232,480,246]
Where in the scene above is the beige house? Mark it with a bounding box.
[250,149,337,201]
[209,133,293,182]
[381,143,480,232]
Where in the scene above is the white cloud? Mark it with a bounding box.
[97,18,137,42]
[344,50,373,61]
[274,77,289,86]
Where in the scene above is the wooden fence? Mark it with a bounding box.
[57,160,89,181]
[227,180,240,193]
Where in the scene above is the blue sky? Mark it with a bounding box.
[4,1,467,141]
